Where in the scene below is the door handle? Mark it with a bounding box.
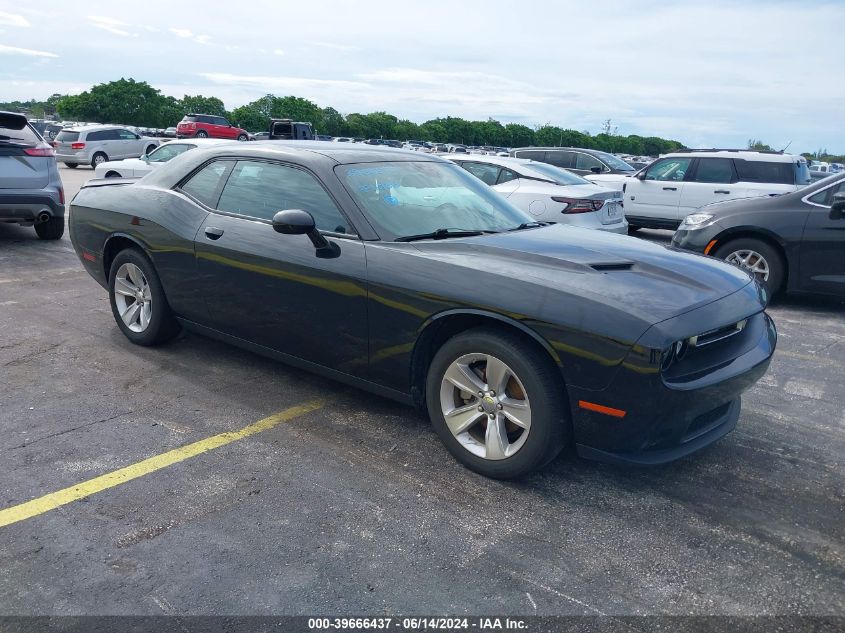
[714,190,730,194]
[662,186,677,191]
[204,227,224,240]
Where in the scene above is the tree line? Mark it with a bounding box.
[3,78,842,160]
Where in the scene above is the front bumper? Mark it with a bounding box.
[570,285,776,465]
[671,223,724,253]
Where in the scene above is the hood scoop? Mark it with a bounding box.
[589,261,635,272]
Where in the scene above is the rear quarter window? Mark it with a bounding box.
[735,160,794,185]
[179,160,233,207]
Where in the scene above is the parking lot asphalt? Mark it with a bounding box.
[0,165,843,616]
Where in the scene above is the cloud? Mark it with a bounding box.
[199,72,370,94]
[0,11,29,27]
[170,28,210,44]
[273,49,285,56]
[0,44,58,58]
[314,42,358,52]
[88,15,131,37]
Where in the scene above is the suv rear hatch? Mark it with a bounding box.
[0,112,53,189]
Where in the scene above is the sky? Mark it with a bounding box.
[0,0,843,153]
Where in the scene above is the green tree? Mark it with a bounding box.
[56,78,173,126]
[748,139,774,151]
[179,95,227,117]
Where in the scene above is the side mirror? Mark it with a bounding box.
[272,209,339,258]
[636,170,647,180]
[831,192,845,220]
[590,166,602,174]
[140,154,149,162]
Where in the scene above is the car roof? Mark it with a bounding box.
[65,124,128,132]
[142,141,447,190]
[511,146,612,156]
[662,150,798,163]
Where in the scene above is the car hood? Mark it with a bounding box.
[409,224,753,326]
[699,191,791,218]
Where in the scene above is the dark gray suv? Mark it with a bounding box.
[0,112,65,240]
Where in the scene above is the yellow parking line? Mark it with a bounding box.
[0,399,326,529]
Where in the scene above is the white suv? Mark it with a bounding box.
[619,150,811,230]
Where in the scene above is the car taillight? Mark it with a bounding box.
[71,142,86,150]
[58,188,65,204]
[23,145,56,157]
[551,197,604,214]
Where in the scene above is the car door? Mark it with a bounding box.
[799,180,845,296]
[117,128,143,158]
[193,159,368,371]
[214,117,235,139]
[624,157,692,223]
[678,158,737,215]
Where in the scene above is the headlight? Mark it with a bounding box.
[679,213,715,230]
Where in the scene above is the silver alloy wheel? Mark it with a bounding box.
[439,353,531,460]
[113,263,153,333]
[93,154,106,165]
[724,249,770,282]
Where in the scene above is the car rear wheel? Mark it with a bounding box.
[108,249,180,346]
[715,238,784,295]
[425,328,568,479]
[91,152,108,168]
[34,216,65,240]
[64,163,78,169]
[195,130,208,138]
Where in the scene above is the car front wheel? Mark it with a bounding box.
[237,134,248,141]
[425,328,569,479]
[91,152,108,168]
[108,249,180,346]
[715,238,784,295]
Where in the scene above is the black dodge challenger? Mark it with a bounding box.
[69,143,777,478]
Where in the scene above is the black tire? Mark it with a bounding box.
[64,163,78,169]
[195,130,208,138]
[34,216,65,240]
[425,327,569,479]
[145,144,157,155]
[108,249,180,346]
[104,171,121,178]
[237,134,248,141]
[91,152,108,168]
[714,237,785,295]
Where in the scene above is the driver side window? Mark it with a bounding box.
[645,158,691,182]
[217,160,351,233]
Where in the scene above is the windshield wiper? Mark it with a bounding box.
[395,228,495,242]
[508,221,547,231]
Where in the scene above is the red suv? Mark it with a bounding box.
[176,114,249,141]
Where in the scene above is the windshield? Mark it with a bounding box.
[795,160,811,185]
[337,161,533,240]
[522,162,591,185]
[593,151,636,172]
[148,143,194,162]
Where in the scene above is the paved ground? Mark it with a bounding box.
[0,165,843,616]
